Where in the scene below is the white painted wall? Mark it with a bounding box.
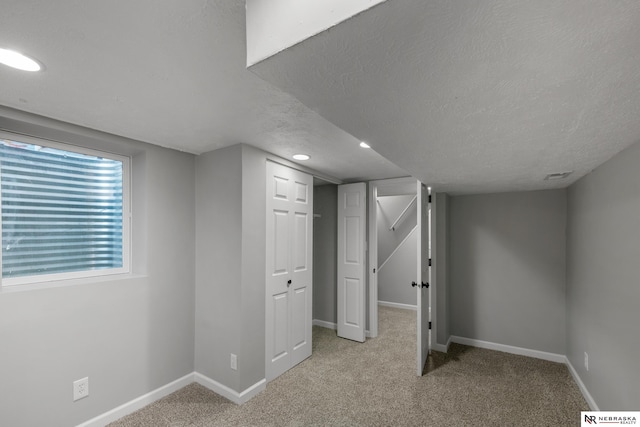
[449,190,567,355]
[246,0,386,66]
[566,141,640,410]
[0,112,196,427]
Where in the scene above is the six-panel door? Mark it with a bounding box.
[266,161,313,381]
[337,183,367,343]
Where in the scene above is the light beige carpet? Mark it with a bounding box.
[109,307,587,426]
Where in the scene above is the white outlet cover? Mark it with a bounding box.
[230,353,237,371]
[73,377,89,401]
[584,352,589,371]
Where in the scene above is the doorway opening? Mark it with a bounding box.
[311,176,432,376]
[375,193,418,309]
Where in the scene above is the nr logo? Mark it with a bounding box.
[584,414,597,424]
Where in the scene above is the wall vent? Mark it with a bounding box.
[544,171,573,180]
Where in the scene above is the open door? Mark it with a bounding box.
[416,182,430,376]
[337,182,367,342]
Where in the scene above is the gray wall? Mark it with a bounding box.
[194,144,266,394]
[435,193,449,346]
[377,195,417,306]
[449,190,566,354]
[378,231,417,306]
[239,145,267,392]
[195,145,243,391]
[0,112,196,427]
[312,184,338,324]
[377,195,417,264]
[566,141,640,410]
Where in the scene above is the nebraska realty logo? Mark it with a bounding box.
[582,412,639,426]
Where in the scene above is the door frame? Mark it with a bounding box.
[416,182,430,375]
[367,182,378,338]
[367,177,420,339]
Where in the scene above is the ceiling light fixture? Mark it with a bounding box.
[544,171,573,180]
[360,141,370,148]
[0,48,42,72]
[292,154,310,161]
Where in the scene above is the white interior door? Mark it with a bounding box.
[266,161,313,381]
[416,182,430,376]
[337,182,367,342]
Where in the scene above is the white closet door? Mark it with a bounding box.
[266,161,313,381]
[337,182,367,342]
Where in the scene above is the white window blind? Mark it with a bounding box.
[0,137,127,284]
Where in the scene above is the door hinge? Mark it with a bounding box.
[373,268,376,273]
[428,258,432,267]
[428,321,432,330]
[428,195,432,203]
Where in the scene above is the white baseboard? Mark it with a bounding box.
[431,343,448,353]
[313,319,336,330]
[313,319,372,338]
[431,333,453,353]
[76,372,267,426]
[565,357,599,411]
[75,344,597,426]
[378,301,417,311]
[194,372,266,405]
[450,336,566,363]
[445,337,597,409]
[76,373,194,427]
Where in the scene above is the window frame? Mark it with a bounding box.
[0,131,131,287]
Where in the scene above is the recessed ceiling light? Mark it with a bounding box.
[292,154,310,161]
[544,171,573,180]
[360,141,370,148]
[0,48,42,72]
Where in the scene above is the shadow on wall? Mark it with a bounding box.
[312,184,338,324]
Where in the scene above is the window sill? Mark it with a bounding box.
[0,273,147,294]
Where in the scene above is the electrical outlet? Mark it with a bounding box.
[584,352,589,371]
[73,377,89,401]
[230,353,237,371]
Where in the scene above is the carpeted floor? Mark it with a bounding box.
[109,306,587,426]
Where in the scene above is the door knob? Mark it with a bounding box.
[287,279,292,287]
[421,282,429,288]
[411,281,417,287]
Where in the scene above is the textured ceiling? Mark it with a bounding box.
[3,1,640,194]
[0,0,407,182]
[251,0,640,194]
